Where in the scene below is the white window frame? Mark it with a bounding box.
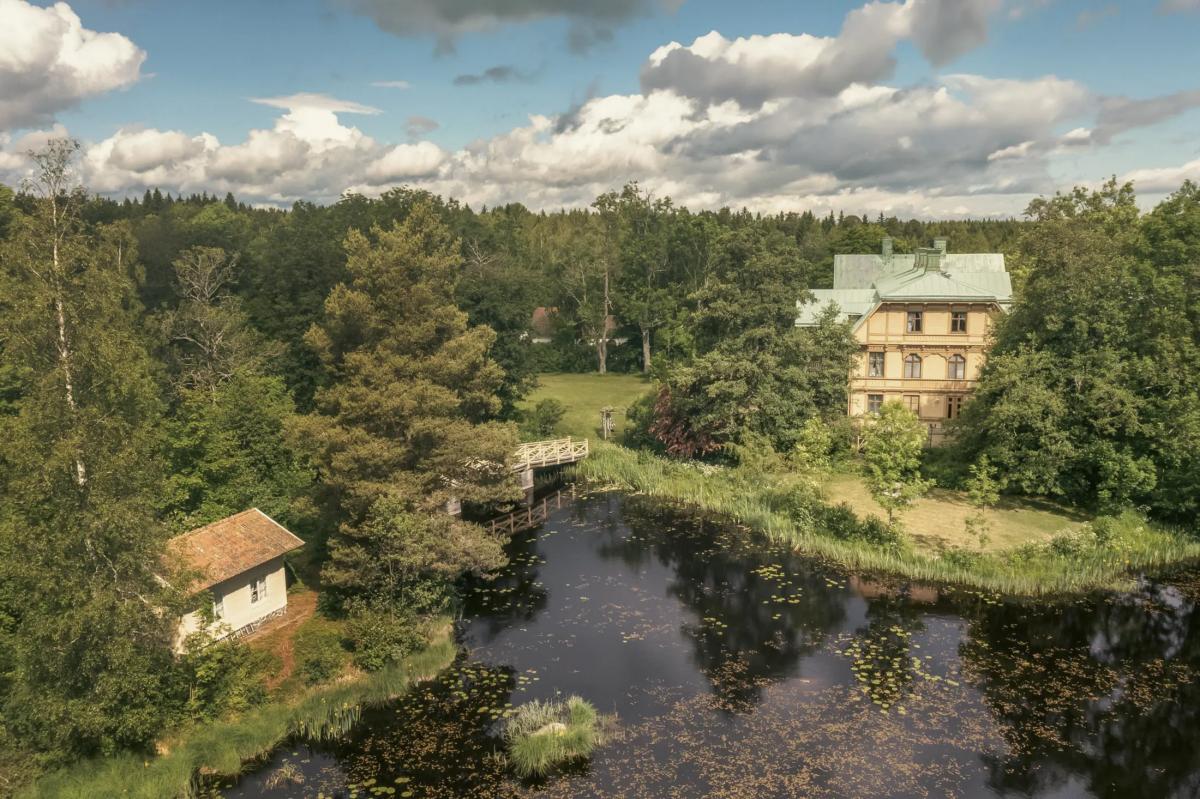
[250,575,267,604]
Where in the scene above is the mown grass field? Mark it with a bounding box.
[823,471,1086,552]
[520,372,652,440]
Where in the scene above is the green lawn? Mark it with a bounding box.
[823,471,1087,553]
[521,373,653,441]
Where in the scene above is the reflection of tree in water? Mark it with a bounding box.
[331,658,522,799]
[961,582,1200,798]
[460,527,549,643]
[846,596,925,712]
[609,496,847,711]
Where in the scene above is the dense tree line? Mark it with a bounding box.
[0,139,1195,787]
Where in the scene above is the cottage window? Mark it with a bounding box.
[867,394,883,414]
[951,311,968,333]
[868,352,885,377]
[947,354,966,380]
[947,395,965,419]
[903,354,922,379]
[251,576,267,603]
[906,310,923,333]
[213,596,224,620]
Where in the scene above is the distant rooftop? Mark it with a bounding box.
[797,237,1012,327]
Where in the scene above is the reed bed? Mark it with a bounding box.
[575,443,1200,596]
[21,633,457,799]
[504,696,605,779]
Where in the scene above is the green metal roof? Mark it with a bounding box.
[797,250,1012,327]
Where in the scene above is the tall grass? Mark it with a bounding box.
[504,696,605,779]
[20,632,457,799]
[575,443,1200,595]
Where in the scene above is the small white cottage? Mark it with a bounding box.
[168,508,304,651]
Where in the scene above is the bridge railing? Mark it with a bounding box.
[512,437,589,470]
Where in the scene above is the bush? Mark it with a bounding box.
[621,391,662,452]
[813,502,902,548]
[520,399,566,440]
[292,619,349,687]
[345,605,425,672]
[178,638,269,721]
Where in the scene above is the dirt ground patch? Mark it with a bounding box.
[245,589,318,690]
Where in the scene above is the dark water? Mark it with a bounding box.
[222,492,1200,799]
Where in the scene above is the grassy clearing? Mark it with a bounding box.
[21,624,457,799]
[576,443,1200,595]
[504,696,606,779]
[823,471,1085,552]
[521,373,652,441]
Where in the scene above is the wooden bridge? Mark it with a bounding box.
[512,437,589,471]
[446,438,588,516]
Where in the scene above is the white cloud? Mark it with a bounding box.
[370,80,411,89]
[0,0,145,130]
[640,0,1001,107]
[1123,157,1200,193]
[364,141,447,183]
[0,1,1191,219]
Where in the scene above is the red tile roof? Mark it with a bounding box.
[167,509,304,591]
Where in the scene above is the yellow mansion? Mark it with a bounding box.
[796,237,1012,444]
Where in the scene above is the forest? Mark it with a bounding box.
[1,140,1198,792]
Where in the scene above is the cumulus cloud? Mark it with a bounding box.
[0,0,146,130]
[0,1,1192,219]
[1122,158,1200,193]
[340,0,682,52]
[641,0,1001,108]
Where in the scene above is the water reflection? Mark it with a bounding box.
[224,493,1200,799]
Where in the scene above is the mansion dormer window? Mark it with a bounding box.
[903,354,922,378]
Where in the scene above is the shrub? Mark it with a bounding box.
[178,638,269,721]
[292,618,349,687]
[520,399,567,440]
[504,696,607,779]
[345,605,425,672]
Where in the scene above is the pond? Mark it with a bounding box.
[221,491,1200,799]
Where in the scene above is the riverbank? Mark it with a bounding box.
[575,443,1200,595]
[20,625,457,799]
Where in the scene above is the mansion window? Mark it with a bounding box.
[906,310,923,333]
[867,394,883,414]
[868,352,885,377]
[904,394,920,414]
[250,576,267,604]
[947,395,965,419]
[947,354,966,380]
[951,310,968,333]
[903,354,922,379]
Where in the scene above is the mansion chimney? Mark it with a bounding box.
[933,237,948,254]
[881,236,893,258]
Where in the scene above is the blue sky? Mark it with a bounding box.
[3,0,1200,216]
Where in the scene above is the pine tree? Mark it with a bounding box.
[300,201,520,613]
